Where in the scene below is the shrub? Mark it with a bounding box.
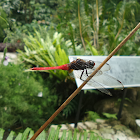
[0,63,58,130]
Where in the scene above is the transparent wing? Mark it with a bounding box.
[72,68,123,89]
[92,73,124,89]
[72,69,124,95]
[85,68,103,76]
[83,78,112,96]
[94,61,111,72]
[72,70,112,96]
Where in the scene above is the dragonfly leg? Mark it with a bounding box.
[80,70,84,80]
[86,69,89,77]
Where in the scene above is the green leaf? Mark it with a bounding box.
[21,127,31,140]
[85,40,98,55]
[125,98,132,103]
[15,133,22,140]
[22,57,37,65]
[34,55,48,66]
[0,128,5,140]
[102,113,117,119]
[67,130,72,140]
[83,131,88,140]
[27,130,34,140]
[36,130,46,140]
[6,131,15,140]
[60,130,66,140]
[48,127,55,140]
[53,127,60,140]
[86,111,101,122]
[73,129,78,140]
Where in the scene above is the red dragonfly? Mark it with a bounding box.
[30,59,124,96]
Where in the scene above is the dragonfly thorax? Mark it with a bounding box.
[69,59,95,70]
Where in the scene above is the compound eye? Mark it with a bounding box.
[89,61,95,66]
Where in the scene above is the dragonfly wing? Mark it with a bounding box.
[94,61,111,72]
[80,74,112,96]
[92,73,124,89]
[86,79,112,96]
[86,68,103,77]
[72,69,102,78]
[72,70,112,96]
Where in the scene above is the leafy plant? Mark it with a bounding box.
[0,126,110,140]
[1,0,59,43]
[0,63,58,130]
[0,127,45,140]
[48,126,109,140]
[1,0,54,25]
[4,20,47,44]
[17,26,70,80]
[55,0,140,56]
[86,111,101,122]
[2,0,140,56]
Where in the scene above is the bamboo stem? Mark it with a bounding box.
[30,22,140,140]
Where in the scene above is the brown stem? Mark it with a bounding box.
[96,0,99,48]
[78,1,86,50]
[30,23,140,140]
[92,7,96,47]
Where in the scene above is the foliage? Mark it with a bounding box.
[18,26,70,80]
[86,111,101,122]
[102,113,117,119]
[62,99,78,118]
[41,74,78,119]
[3,0,140,55]
[55,0,140,55]
[48,127,109,140]
[117,97,132,104]
[1,0,140,56]
[1,0,56,43]
[0,0,55,25]
[4,20,50,44]
[116,97,132,107]
[99,0,140,55]
[0,126,110,140]
[0,6,8,42]
[0,63,58,130]
[0,127,45,140]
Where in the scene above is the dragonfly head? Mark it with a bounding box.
[86,60,95,68]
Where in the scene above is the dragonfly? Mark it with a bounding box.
[30,59,124,96]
